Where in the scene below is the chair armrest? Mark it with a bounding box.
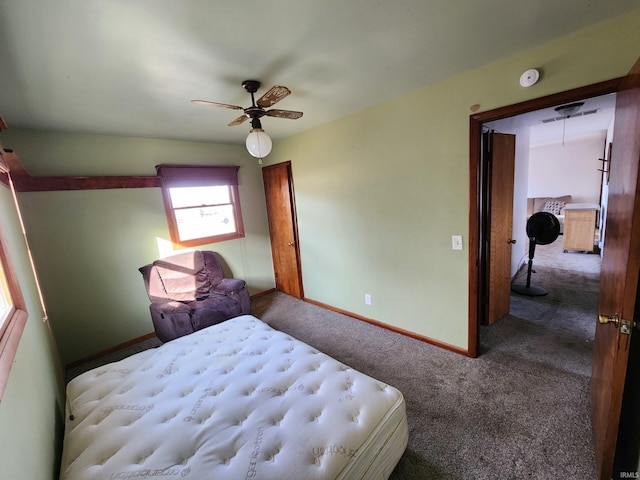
[151,301,191,314]
[213,278,246,295]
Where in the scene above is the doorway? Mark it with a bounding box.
[467,78,621,356]
[469,62,640,479]
[483,93,614,320]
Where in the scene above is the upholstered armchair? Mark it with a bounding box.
[139,250,250,342]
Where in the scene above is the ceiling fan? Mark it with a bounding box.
[191,80,303,127]
[191,80,303,161]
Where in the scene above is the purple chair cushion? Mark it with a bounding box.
[153,251,211,301]
[139,250,251,342]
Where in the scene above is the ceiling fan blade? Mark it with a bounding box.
[265,109,303,120]
[257,86,291,108]
[228,115,249,126]
[191,99,243,110]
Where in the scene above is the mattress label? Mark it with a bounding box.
[108,465,191,478]
[245,426,264,479]
[312,444,359,465]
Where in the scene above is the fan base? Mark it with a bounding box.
[511,284,548,296]
[242,80,261,94]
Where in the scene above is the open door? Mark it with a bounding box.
[591,57,640,479]
[262,161,304,298]
[485,132,516,325]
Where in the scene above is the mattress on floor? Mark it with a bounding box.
[60,314,408,480]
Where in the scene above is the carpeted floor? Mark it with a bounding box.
[66,238,600,479]
[250,239,600,479]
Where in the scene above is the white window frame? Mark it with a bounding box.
[157,165,245,247]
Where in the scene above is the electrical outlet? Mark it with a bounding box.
[364,294,372,305]
[452,235,463,250]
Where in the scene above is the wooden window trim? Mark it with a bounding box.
[0,205,27,402]
[157,165,245,247]
[0,309,27,401]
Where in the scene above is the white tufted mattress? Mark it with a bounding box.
[60,315,408,480]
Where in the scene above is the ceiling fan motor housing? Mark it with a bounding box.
[242,80,261,94]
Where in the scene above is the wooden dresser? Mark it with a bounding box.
[562,203,599,252]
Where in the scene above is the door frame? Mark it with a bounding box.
[467,77,622,357]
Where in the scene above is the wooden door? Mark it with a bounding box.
[591,58,640,479]
[486,132,516,325]
[262,162,303,298]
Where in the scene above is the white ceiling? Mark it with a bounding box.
[0,1,636,145]
[488,93,617,146]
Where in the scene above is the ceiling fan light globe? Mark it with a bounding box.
[246,128,272,159]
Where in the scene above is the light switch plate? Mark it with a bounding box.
[452,235,463,250]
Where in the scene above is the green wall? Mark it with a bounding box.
[0,131,275,364]
[0,185,65,479]
[263,10,640,350]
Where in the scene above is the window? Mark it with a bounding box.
[0,152,39,401]
[157,165,245,247]
[0,221,27,402]
[0,259,13,330]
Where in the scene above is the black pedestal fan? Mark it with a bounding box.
[511,211,560,296]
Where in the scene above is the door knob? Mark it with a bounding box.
[599,313,637,335]
[287,242,294,247]
[508,239,517,244]
[598,313,619,326]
